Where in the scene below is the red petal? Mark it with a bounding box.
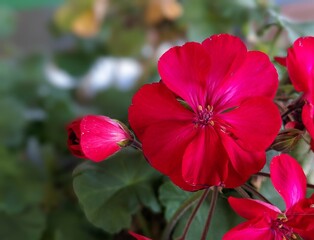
[228,197,281,220]
[158,41,211,110]
[286,194,314,238]
[169,173,206,191]
[202,34,246,107]
[212,51,278,111]
[80,115,130,162]
[181,127,228,187]
[302,103,314,139]
[274,56,287,67]
[287,37,314,94]
[67,118,85,158]
[223,217,274,240]
[128,231,152,240]
[270,154,307,210]
[140,120,196,180]
[128,82,194,139]
[129,83,198,189]
[219,97,281,152]
[220,133,266,188]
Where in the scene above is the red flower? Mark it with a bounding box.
[224,154,314,240]
[67,115,133,162]
[129,34,281,191]
[129,231,152,240]
[276,37,314,146]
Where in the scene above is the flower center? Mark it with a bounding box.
[194,105,214,127]
[271,214,299,240]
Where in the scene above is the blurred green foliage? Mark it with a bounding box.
[1,0,314,239]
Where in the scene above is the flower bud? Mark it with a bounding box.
[67,115,133,162]
[271,128,302,152]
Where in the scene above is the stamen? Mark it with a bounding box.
[291,234,297,239]
[271,214,295,240]
[194,105,214,127]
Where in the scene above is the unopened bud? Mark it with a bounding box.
[67,115,133,162]
[271,129,302,152]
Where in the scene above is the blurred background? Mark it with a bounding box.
[1,0,314,239]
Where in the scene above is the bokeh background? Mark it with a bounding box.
[1,0,314,239]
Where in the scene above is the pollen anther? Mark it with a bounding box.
[194,104,214,127]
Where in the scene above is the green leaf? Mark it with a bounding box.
[0,97,27,146]
[0,0,64,9]
[0,207,45,240]
[0,147,43,214]
[0,7,16,39]
[73,149,161,233]
[159,181,197,221]
[47,205,112,240]
[270,10,314,42]
[159,182,243,240]
[259,177,285,211]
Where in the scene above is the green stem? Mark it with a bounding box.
[268,25,283,56]
[161,190,203,240]
[136,210,151,237]
[200,187,219,240]
[178,189,210,240]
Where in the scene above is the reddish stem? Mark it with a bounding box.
[178,188,210,240]
[256,172,314,189]
[200,187,219,240]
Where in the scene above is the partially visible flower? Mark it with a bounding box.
[129,34,281,191]
[276,37,314,148]
[67,115,133,162]
[223,154,314,240]
[129,231,152,240]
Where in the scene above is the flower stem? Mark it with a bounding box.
[234,187,250,199]
[161,190,203,240]
[130,139,142,151]
[178,189,210,240]
[255,172,270,178]
[307,183,314,189]
[255,172,314,190]
[135,210,151,237]
[200,186,219,240]
[242,183,272,204]
[268,25,283,56]
[281,94,304,119]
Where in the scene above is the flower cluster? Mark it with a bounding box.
[276,37,314,150]
[67,34,314,239]
[224,154,314,240]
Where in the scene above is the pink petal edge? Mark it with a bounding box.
[270,154,307,210]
